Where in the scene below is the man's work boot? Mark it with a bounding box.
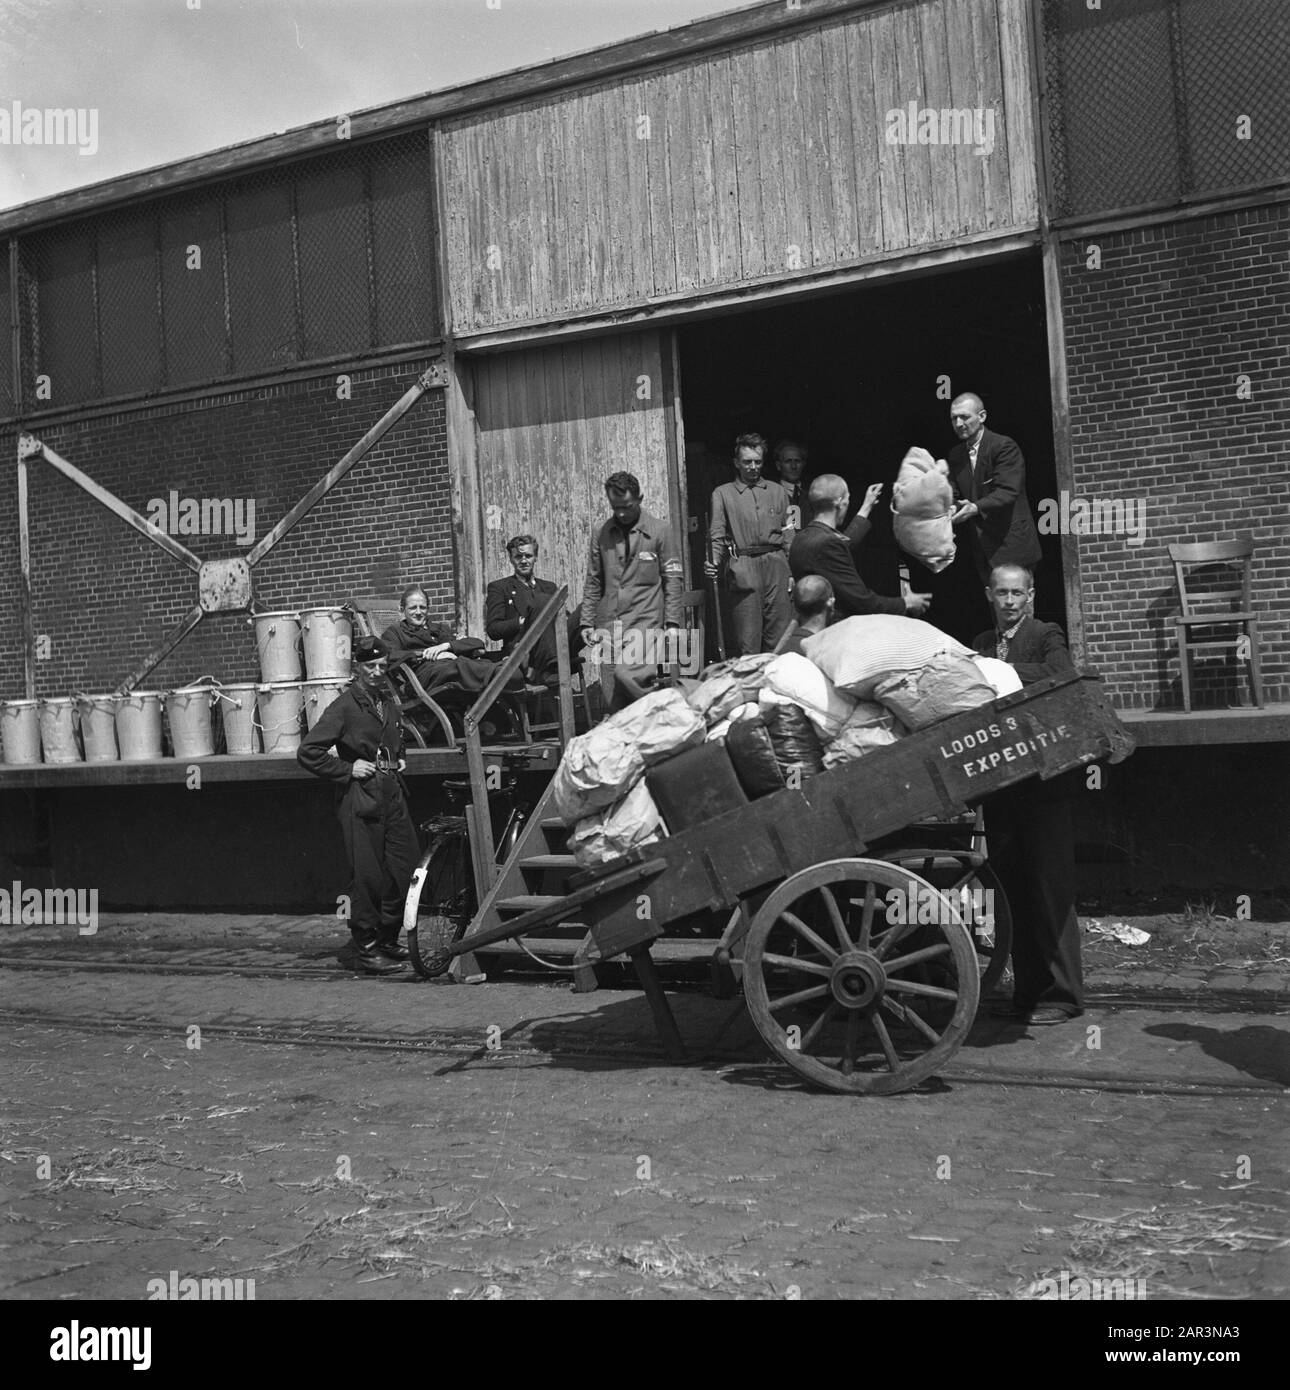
[350,932,402,974]
[373,930,409,962]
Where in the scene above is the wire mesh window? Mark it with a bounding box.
[11,131,438,414]
[1042,0,1290,219]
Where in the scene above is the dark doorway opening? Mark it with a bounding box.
[678,253,1060,648]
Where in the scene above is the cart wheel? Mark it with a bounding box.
[406,828,472,980]
[879,851,1013,999]
[743,858,980,1095]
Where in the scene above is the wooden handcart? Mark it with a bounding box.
[417,673,1135,1095]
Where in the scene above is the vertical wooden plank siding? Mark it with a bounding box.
[440,0,1040,334]
[819,25,858,263]
[894,4,935,248]
[729,47,766,281]
[999,0,1039,230]
[642,70,678,299]
[666,71,701,295]
[752,41,789,279]
[918,0,962,239]
[619,79,651,298]
[800,29,838,270]
[969,0,1011,230]
[847,19,886,256]
[468,333,675,615]
[945,0,988,237]
[772,41,812,273]
[869,8,910,252]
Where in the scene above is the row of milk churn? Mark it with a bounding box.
[0,607,353,766]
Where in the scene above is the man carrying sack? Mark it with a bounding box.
[298,634,419,975]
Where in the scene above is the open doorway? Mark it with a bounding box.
[678,253,1059,649]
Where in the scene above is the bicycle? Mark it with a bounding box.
[404,776,582,979]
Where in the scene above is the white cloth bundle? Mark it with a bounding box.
[972,655,1024,697]
[761,652,857,741]
[892,447,956,573]
[803,615,975,699]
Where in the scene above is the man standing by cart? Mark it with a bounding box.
[974,564,1083,1025]
[298,634,418,975]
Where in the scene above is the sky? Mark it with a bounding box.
[0,0,754,212]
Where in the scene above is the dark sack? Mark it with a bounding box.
[726,715,786,799]
[762,701,825,780]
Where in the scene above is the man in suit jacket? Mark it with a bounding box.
[789,474,931,620]
[973,564,1083,1026]
[485,534,559,683]
[947,393,1042,584]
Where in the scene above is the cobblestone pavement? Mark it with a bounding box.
[2,914,1287,1303]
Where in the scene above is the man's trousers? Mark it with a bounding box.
[985,779,1084,1015]
[728,553,792,655]
[339,772,420,942]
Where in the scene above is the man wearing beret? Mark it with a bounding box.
[298,634,418,974]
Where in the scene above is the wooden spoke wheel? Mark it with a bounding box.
[878,850,1013,1000]
[743,859,980,1095]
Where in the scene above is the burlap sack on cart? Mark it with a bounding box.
[686,653,776,726]
[606,686,706,764]
[803,615,974,699]
[891,446,956,573]
[822,701,904,769]
[569,780,666,868]
[873,651,997,731]
[551,723,645,825]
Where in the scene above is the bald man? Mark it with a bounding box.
[775,574,834,656]
[789,474,931,619]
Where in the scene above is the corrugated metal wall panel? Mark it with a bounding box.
[469,330,676,617]
[442,0,1040,335]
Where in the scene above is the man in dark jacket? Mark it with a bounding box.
[973,564,1082,1025]
[789,475,931,620]
[298,635,418,974]
[485,534,559,683]
[947,394,1043,584]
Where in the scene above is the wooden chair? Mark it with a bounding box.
[345,596,458,746]
[1168,540,1264,710]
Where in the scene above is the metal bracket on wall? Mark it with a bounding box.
[16,363,441,694]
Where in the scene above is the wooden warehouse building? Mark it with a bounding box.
[1,0,1287,911]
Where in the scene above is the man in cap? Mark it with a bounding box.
[298,634,419,974]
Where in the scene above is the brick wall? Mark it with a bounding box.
[1060,202,1290,709]
[0,362,453,698]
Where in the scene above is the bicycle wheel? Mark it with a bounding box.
[406,823,475,979]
